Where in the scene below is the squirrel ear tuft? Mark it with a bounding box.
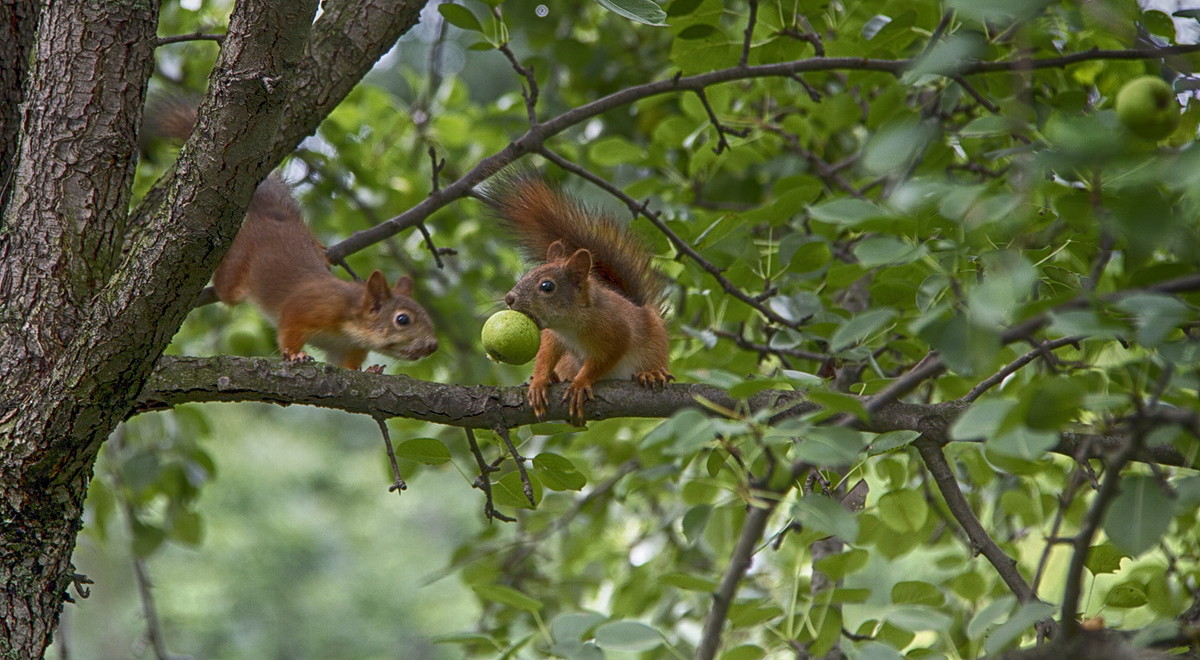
[363,270,391,312]
[392,275,414,297]
[546,239,570,262]
[565,249,592,282]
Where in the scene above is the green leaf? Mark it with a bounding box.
[867,430,920,455]
[830,308,897,352]
[853,236,927,267]
[813,549,870,581]
[805,390,869,422]
[595,0,668,26]
[877,489,927,534]
[395,438,451,465]
[967,595,1016,640]
[983,601,1056,655]
[720,645,766,660]
[959,115,1025,138]
[891,581,945,607]
[864,119,938,174]
[533,453,587,491]
[808,198,889,226]
[1115,293,1193,346]
[587,135,647,167]
[1105,582,1148,608]
[795,494,859,542]
[131,518,165,559]
[593,620,664,651]
[1021,378,1086,430]
[167,507,204,546]
[660,572,718,591]
[987,427,1058,460]
[1084,543,1128,576]
[918,314,1000,377]
[492,472,543,509]
[473,584,543,613]
[550,612,606,643]
[438,4,484,32]
[1103,475,1175,556]
[950,399,1017,441]
[645,409,717,456]
[793,427,867,466]
[681,505,711,545]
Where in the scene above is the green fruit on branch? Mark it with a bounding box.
[482,310,541,364]
[1115,75,1180,140]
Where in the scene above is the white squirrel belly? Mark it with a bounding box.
[552,327,640,380]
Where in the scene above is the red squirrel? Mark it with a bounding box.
[146,99,438,370]
[485,172,672,423]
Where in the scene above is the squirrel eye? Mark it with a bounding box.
[395,313,411,326]
[539,280,555,293]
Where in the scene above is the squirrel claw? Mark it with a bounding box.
[563,383,593,426]
[283,351,314,364]
[364,364,385,374]
[528,382,549,420]
[635,369,673,388]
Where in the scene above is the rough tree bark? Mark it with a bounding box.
[0,0,426,655]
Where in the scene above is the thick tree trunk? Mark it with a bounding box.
[0,0,425,654]
[0,0,40,190]
[0,2,158,652]
[0,0,317,655]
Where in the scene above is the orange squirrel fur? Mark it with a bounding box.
[145,98,437,370]
[486,172,671,423]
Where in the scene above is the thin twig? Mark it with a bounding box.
[1032,440,1094,592]
[739,0,759,66]
[695,88,745,153]
[762,123,868,199]
[963,336,1082,403]
[497,34,539,123]
[495,425,535,506]
[710,327,827,362]
[695,502,778,660]
[1060,427,1145,637]
[155,32,225,47]
[915,437,1042,605]
[374,417,407,494]
[464,428,515,522]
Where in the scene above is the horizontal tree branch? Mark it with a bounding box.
[325,45,1200,261]
[133,356,1196,470]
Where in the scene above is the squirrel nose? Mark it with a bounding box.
[504,292,515,307]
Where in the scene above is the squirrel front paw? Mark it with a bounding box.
[563,382,594,426]
[528,382,550,420]
[283,350,314,364]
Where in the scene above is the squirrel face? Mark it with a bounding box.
[505,244,593,329]
[353,271,439,360]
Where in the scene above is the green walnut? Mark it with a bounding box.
[1116,76,1180,141]
[482,310,541,364]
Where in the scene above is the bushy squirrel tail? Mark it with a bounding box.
[141,95,299,222]
[483,170,665,308]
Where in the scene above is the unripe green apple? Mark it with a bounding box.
[482,310,541,364]
[1115,75,1180,140]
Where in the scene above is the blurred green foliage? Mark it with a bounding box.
[65,0,1200,657]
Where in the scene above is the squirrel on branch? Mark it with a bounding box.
[144,98,438,371]
[484,171,672,424]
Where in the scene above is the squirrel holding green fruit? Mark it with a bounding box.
[484,172,672,423]
[145,98,438,370]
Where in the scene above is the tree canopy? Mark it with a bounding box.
[3,0,1200,658]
